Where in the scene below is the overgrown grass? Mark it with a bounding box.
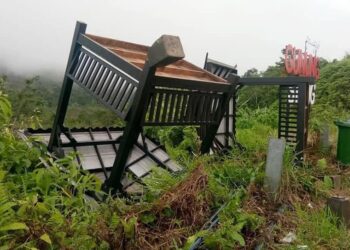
[236,121,277,153]
[292,206,350,249]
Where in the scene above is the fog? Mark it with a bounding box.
[1,0,350,79]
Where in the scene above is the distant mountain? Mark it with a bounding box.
[0,63,62,89]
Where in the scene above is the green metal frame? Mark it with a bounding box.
[48,21,237,192]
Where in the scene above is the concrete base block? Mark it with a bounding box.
[327,196,350,228]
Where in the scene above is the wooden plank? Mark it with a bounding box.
[90,66,106,92]
[167,94,175,122]
[197,94,206,122]
[118,85,134,113]
[173,93,182,122]
[180,94,189,122]
[154,76,231,92]
[75,54,88,80]
[95,71,114,98]
[109,47,147,61]
[203,95,212,122]
[79,57,93,83]
[188,94,199,122]
[71,52,84,76]
[148,93,156,122]
[156,66,225,82]
[154,92,164,122]
[86,62,102,89]
[122,87,136,113]
[107,77,124,105]
[161,93,170,122]
[98,72,114,97]
[94,69,110,94]
[87,34,149,54]
[102,74,118,102]
[83,60,98,86]
[112,80,129,109]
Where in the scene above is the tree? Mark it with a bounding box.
[243,68,260,77]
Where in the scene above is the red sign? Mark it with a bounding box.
[284,44,319,79]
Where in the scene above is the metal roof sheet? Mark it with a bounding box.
[25,127,182,194]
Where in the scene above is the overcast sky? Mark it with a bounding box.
[1,0,350,78]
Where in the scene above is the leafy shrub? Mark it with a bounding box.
[316,56,350,111]
[0,88,106,248]
[185,190,264,249]
[0,77,12,125]
[208,154,263,190]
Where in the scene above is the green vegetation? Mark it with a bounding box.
[294,207,350,249]
[0,53,349,249]
[4,75,123,129]
[316,56,350,111]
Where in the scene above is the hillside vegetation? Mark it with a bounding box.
[0,54,349,249]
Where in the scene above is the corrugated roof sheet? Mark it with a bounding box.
[25,128,182,194]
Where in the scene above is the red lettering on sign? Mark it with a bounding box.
[284,44,319,79]
[285,44,294,74]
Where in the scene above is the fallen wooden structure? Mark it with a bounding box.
[47,21,238,192]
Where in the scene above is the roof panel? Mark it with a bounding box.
[76,146,102,170]
[129,157,154,178]
[25,127,182,193]
[110,131,123,140]
[86,34,228,84]
[97,145,116,167]
[74,132,93,142]
[166,160,182,172]
[153,149,170,162]
[144,138,159,151]
[92,132,111,140]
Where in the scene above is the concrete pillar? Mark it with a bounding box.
[320,124,330,152]
[264,138,286,197]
